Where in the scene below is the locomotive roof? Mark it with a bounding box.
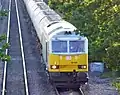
[37,2,49,10]
[36,2,61,21]
[33,0,43,2]
[44,21,77,40]
[32,1,77,41]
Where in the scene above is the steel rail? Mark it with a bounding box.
[79,87,85,95]
[14,0,29,95]
[2,0,11,94]
[54,87,60,95]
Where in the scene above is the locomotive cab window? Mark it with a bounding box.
[69,40,85,53]
[52,41,67,53]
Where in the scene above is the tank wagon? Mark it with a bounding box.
[23,0,89,88]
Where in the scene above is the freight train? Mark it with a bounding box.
[23,0,89,88]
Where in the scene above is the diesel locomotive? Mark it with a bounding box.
[23,0,89,88]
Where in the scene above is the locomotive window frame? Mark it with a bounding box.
[50,39,88,54]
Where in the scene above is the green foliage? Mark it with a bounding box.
[112,78,120,93]
[0,9,8,16]
[0,10,10,62]
[49,0,120,71]
[0,34,11,62]
[0,9,8,20]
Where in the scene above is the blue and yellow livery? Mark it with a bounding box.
[48,35,88,88]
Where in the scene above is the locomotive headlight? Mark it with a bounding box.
[51,65,59,69]
[83,65,87,69]
[78,65,87,69]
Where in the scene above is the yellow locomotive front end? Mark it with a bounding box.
[49,54,88,72]
[48,35,88,88]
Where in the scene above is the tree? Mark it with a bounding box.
[49,0,120,71]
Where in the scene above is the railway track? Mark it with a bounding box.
[1,0,29,94]
[54,87,85,95]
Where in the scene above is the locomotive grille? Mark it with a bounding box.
[37,3,49,10]
[34,0,43,2]
[43,11,61,21]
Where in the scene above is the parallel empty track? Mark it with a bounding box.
[2,0,29,95]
